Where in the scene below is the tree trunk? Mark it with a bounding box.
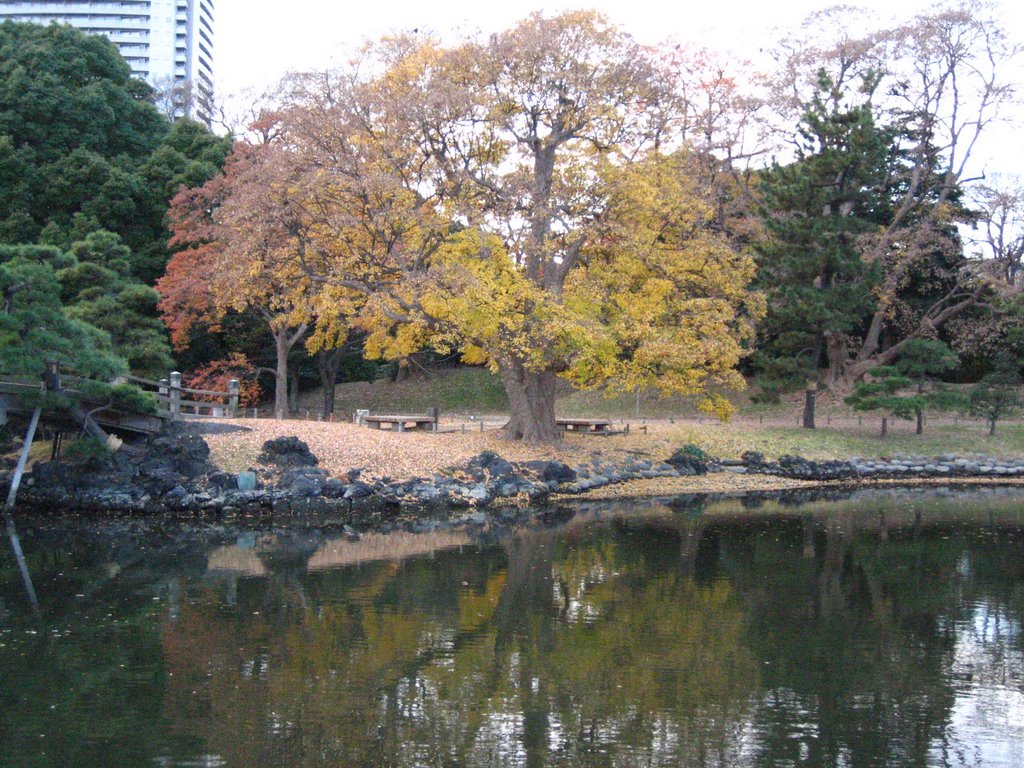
[316,348,344,416]
[989,417,996,436]
[802,385,816,430]
[498,359,561,443]
[42,365,111,444]
[263,317,308,421]
[288,367,300,415]
[273,330,289,420]
[824,331,848,386]
[880,417,888,438]
[915,408,923,435]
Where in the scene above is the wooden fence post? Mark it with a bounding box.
[228,380,239,418]
[169,371,182,419]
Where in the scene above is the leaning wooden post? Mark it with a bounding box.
[228,379,240,418]
[169,371,182,419]
[4,406,41,513]
[4,405,42,614]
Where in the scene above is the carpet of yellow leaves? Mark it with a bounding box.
[198,415,1024,490]
[203,418,689,479]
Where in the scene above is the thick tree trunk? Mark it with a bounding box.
[824,331,848,387]
[916,408,923,435]
[880,417,888,439]
[263,317,308,421]
[498,359,561,443]
[989,418,996,436]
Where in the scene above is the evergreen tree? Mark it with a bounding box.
[0,21,230,282]
[845,339,961,437]
[1,234,174,378]
[969,356,1022,436]
[60,232,175,377]
[0,252,124,380]
[754,70,890,395]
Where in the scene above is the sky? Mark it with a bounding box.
[212,0,1024,174]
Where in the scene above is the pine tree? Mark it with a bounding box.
[754,70,890,396]
[845,339,961,437]
[969,356,1023,436]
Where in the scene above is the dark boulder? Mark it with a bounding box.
[521,460,577,484]
[665,449,708,476]
[279,466,329,485]
[741,451,766,468]
[207,471,234,490]
[322,477,347,498]
[343,481,374,500]
[258,436,319,467]
[144,423,215,478]
[467,451,518,481]
[290,475,322,497]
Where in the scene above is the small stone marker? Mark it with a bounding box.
[236,471,257,491]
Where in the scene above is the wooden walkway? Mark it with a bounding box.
[0,380,163,435]
[0,370,239,436]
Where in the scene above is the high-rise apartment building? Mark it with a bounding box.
[0,0,214,123]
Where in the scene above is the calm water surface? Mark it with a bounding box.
[2,487,1024,767]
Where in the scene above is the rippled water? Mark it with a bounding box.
[2,487,1024,767]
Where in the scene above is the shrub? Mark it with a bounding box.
[185,353,263,407]
[62,437,110,465]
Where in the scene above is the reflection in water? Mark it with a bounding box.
[1,487,1023,767]
[4,513,39,616]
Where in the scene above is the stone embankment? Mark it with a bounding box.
[733,452,1024,480]
[11,429,1024,516]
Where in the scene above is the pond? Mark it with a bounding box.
[2,486,1024,767]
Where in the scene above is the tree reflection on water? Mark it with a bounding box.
[1,488,1023,767]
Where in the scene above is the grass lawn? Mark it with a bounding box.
[316,367,509,418]
[660,420,1024,460]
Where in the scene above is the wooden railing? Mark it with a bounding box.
[124,372,239,419]
[0,369,166,434]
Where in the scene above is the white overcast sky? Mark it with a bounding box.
[212,0,1024,174]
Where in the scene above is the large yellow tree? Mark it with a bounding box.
[269,12,762,440]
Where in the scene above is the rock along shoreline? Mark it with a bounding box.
[7,426,1024,520]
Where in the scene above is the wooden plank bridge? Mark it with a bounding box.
[0,371,239,436]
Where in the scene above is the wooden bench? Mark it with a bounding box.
[363,414,439,432]
[556,417,614,433]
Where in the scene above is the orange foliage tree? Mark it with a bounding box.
[157,136,314,419]
[183,353,263,408]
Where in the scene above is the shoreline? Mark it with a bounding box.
[556,472,1024,502]
[13,459,1024,519]
[9,421,1024,519]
